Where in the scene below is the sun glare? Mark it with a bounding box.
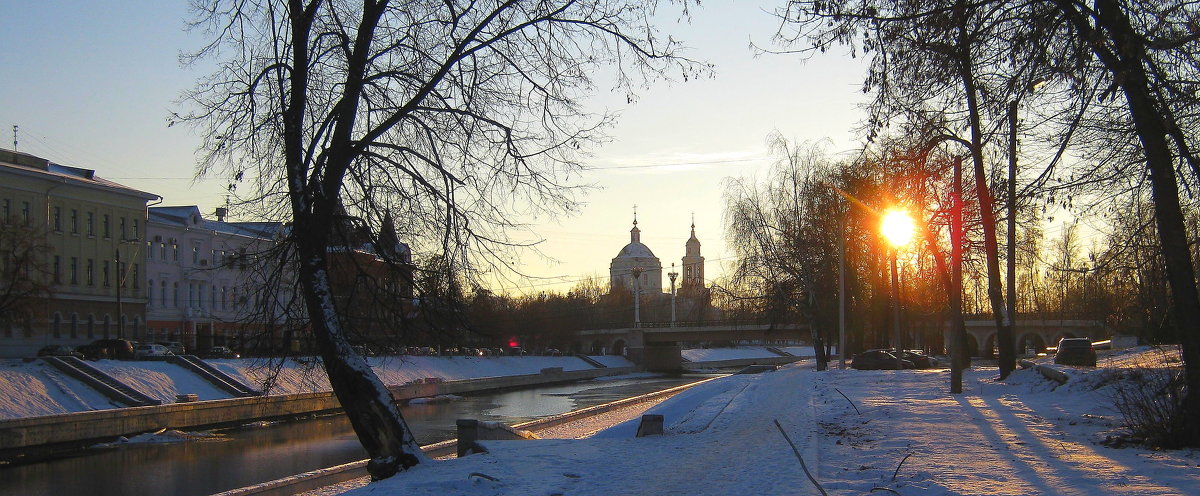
[881,209,915,248]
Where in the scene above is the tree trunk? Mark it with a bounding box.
[1072,0,1200,445]
[293,212,426,479]
[956,4,1013,378]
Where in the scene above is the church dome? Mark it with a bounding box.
[616,242,656,259]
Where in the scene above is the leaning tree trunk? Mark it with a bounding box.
[1070,0,1200,445]
[293,211,426,480]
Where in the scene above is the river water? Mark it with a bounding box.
[0,374,714,496]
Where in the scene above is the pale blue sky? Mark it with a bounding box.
[1,1,870,294]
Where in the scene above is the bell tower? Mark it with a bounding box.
[680,216,704,294]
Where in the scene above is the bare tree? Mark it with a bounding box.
[179,0,704,479]
[0,217,54,322]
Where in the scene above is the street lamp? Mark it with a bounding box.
[114,237,142,339]
[668,264,679,326]
[881,208,914,366]
[630,266,643,327]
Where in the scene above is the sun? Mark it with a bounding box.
[881,208,915,248]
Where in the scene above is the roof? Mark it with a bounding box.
[0,148,159,201]
[615,241,657,259]
[149,205,284,240]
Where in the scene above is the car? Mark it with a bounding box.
[851,349,915,370]
[77,339,137,360]
[134,343,172,359]
[203,346,240,359]
[896,350,939,369]
[157,341,187,355]
[1054,338,1097,367]
[36,345,84,359]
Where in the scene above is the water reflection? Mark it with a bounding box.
[0,375,712,496]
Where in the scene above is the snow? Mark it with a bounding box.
[680,346,780,361]
[329,347,1199,496]
[0,354,635,419]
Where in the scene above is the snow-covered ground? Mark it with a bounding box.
[681,346,781,361]
[333,346,1198,495]
[0,355,633,419]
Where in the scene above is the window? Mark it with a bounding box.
[86,259,94,286]
[87,212,94,236]
[70,313,78,339]
[192,246,199,265]
[53,256,61,283]
[173,282,179,307]
[119,217,126,240]
[148,280,154,307]
[132,264,139,289]
[53,207,61,231]
[103,214,111,238]
[132,219,139,240]
[70,257,78,284]
[160,280,167,307]
[173,244,179,261]
[147,241,153,260]
[103,260,111,287]
[21,201,30,225]
[211,286,217,310]
[160,242,166,260]
[2,199,8,221]
[52,313,62,338]
[87,314,95,339]
[70,209,78,233]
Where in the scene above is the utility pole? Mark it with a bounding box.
[668,264,678,326]
[12,125,17,150]
[630,266,643,327]
[838,211,846,368]
[951,157,967,393]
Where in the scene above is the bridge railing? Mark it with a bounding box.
[583,319,780,330]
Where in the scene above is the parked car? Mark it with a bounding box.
[1054,338,1097,367]
[851,349,915,370]
[77,339,136,360]
[203,346,239,359]
[36,345,84,359]
[897,350,940,369]
[157,341,187,355]
[134,343,172,360]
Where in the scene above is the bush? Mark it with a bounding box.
[1110,367,1188,449]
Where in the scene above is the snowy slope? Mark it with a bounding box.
[0,355,634,419]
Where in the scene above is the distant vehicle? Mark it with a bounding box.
[134,343,172,359]
[77,339,136,360]
[1054,338,1097,367]
[203,346,239,359]
[851,349,914,370]
[37,345,84,359]
[156,341,187,355]
[896,350,939,369]
[543,348,563,356]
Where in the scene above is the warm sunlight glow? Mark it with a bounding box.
[881,209,915,248]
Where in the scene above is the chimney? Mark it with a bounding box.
[215,207,228,222]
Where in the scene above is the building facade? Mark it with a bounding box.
[144,206,285,353]
[0,149,158,357]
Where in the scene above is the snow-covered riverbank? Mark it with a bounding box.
[0,355,632,419]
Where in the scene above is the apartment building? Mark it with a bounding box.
[0,149,158,357]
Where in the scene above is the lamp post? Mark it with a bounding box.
[668,264,678,326]
[881,208,914,367]
[630,266,643,327]
[114,237,142,339]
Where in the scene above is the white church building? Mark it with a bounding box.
[608,214,707,301]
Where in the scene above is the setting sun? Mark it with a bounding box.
[881,208,915,248]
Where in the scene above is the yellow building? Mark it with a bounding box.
[0,149,158,357]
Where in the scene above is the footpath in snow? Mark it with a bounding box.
[330,346,1198,496]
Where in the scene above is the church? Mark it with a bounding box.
[608,213,713,323]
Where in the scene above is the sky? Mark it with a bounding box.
[0,1,871,295]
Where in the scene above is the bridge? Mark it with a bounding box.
[577,320,807,369]
[954,318,1106,356]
